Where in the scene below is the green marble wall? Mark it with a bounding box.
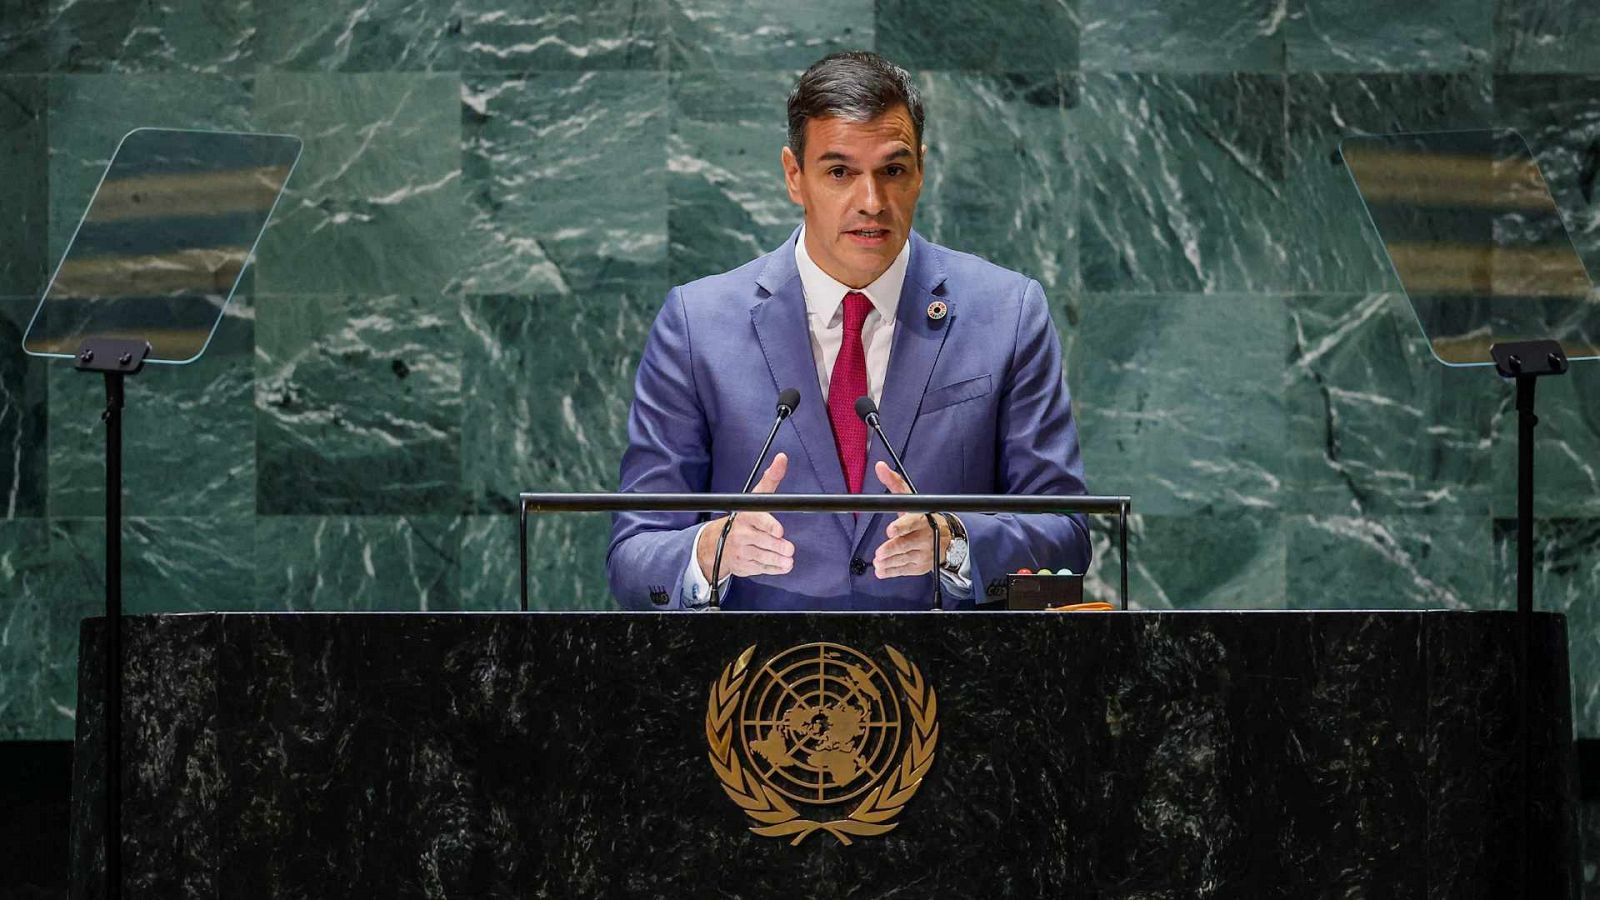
[2,1,1600,747]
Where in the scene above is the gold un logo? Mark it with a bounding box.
[706,642,939,845]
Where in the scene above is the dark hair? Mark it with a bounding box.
[786,50,925,167]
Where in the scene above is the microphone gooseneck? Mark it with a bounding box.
[708,388,800,608]
[853,396,942,610]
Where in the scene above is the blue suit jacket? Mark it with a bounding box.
[607,229,1091,610]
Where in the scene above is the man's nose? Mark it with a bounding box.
[856,174,886,216]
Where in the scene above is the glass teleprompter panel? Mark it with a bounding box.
[1341,129,1600,367]
[24,127,301,364]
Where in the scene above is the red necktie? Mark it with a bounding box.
[827,291,873,494]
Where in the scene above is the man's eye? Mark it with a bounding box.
[828,167,848,179]
[886,165,905,177]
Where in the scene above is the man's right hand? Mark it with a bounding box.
[697,452,795,581]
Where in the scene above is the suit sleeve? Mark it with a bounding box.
[960,279,1093,604]
[607,286,712,610]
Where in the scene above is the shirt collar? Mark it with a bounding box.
[794,225,909,325]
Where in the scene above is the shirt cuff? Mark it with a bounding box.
[681,521,732,608]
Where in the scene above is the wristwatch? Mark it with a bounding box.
[941,514,969,574]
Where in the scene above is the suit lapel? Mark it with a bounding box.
[851,232,954,553]
[751,232,853,542]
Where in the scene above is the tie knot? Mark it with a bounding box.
[842,291,872,334]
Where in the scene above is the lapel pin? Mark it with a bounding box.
[926,300,948,322]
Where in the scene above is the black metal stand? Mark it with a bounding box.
[74,338,149,900]
[1490,339,1568,898]
[1494,340,1569,614]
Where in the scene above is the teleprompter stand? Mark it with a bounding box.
[73,338,151,900]
[1490,339,1569,619]
[1342,128,1596,897]
[1491,338,1570,897]
[22,127,301,900]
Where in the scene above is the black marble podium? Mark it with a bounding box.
[71,611,1577,898]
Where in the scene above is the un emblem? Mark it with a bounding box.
[706,642,939,845]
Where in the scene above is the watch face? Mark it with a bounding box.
[945,538,969,569]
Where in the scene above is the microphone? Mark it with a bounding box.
[707,388,801,607]
[854,396,942,610]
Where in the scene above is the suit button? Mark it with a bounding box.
[850,557,868,576]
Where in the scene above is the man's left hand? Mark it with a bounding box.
[871,460,951,579]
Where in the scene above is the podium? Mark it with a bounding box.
[71,610,1576,898]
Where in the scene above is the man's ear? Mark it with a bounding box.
[781,145,804,206]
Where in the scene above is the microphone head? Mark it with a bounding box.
[776,387,801,416]
[854,395,878,423]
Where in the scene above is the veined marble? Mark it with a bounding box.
[0,0,1596,753]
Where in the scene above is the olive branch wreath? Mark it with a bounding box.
[705,644,939,846]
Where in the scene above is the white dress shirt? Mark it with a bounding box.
[681,229,969,605]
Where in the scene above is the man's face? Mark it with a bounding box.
[781,105,924,289]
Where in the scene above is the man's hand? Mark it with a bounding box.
[696,452,795,581]
[871,460,951,579]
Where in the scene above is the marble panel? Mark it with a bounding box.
[459,285,669,610]
[460,288,661,513]
[0,75,47,296]
[459,513,616,611]
[256,0,668,70]
[48,0,251,73]
[1286,0,1493,72]
[255,0,452,71]
[458,72,667,295]
[0,0,49,72]
[1284,292,1497,516]
[254,514,461,610]
[1084,511,1288,610]
[49,515,258,615]
[667,0,870,71]
[255,293,461,515]
[1074,73,1292,293]
[0,520,71,739]
[47,305,254,519]
[455,0,669,70]
[0,297,48,519]
[1494,0,1600,74]
[1285,513,1495,609]
[1488,360,1600,520]
[253,72,463,295]
[1071,293,1289,515]
[1282,73,1494,293]
[874,0,1079,72]
[916,72,1077,293]
[666,69,796,285]
[1080,0,1286,73]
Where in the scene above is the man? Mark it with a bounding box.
[607,50,1090,611]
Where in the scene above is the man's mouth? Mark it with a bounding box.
[846,228,891,245]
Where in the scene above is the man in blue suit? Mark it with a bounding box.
[608,50,1091,611]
